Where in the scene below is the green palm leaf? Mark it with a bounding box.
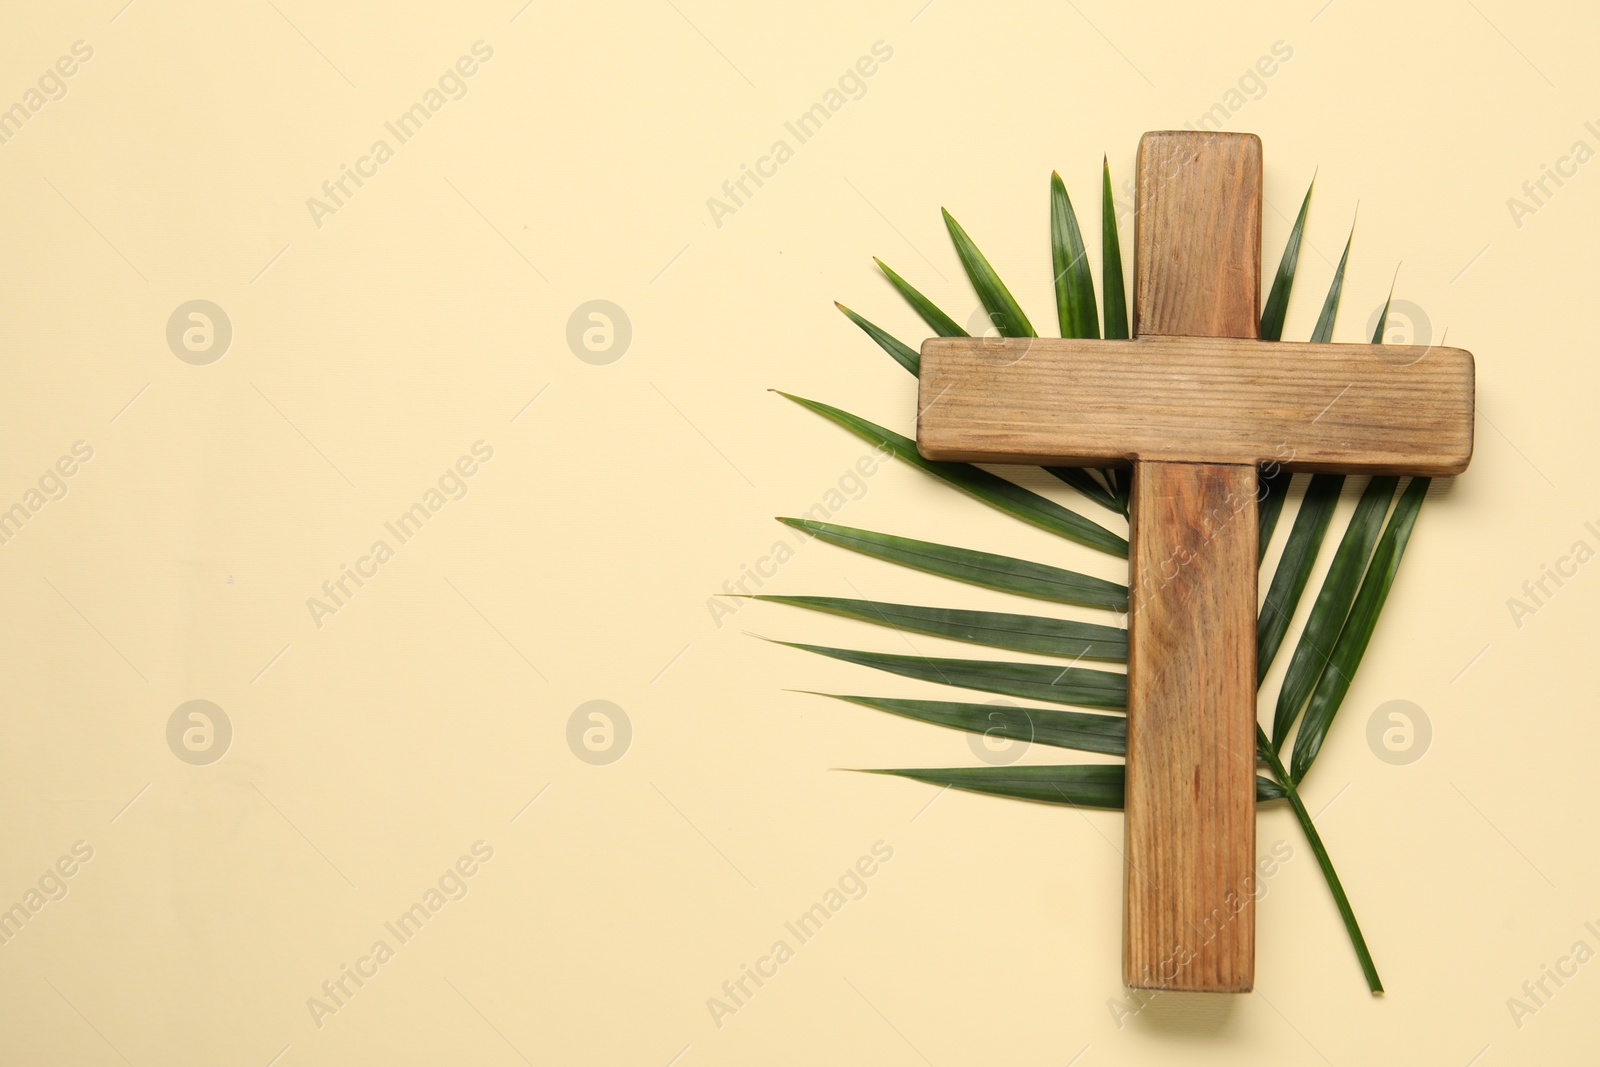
[1100,160,1130,509]
[1100,158,1129,341]
[861,764,1286,809]
[875,257,966,337]
[757,595,1126,660]
[777,519,1128,611]
[1290,477,1429,781]
[815,693,1126,755]
[942,208,1037,338]
[1256,724,1382,991]
[835,302,920,376]
[1258,470,1291,561]
[1311,224,1355,344]
[1271,476,1398,749]
[778,393,1128,556]
[1256,179,1315,554]
[1371,281,1395,347]
[1051,172,1099,339]
[1048,172,1126,510]
[1043,466,1123,514]
[773,639,1126,709]
[1258,475,1340,681]
[1260,180,1313,343]
[866,764,1127,808]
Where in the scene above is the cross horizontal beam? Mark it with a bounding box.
[917,336,1474,475]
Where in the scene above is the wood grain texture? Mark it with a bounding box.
[1135,131,1262,340]
[1123,131,1261,993]
[1123,461,1258,992]
[915,336,1475,474]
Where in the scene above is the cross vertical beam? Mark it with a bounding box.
[1122,131,1261,992]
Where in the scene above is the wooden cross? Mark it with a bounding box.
[915,131,1474,992]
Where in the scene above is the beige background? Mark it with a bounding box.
[0,0,1593,1063]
